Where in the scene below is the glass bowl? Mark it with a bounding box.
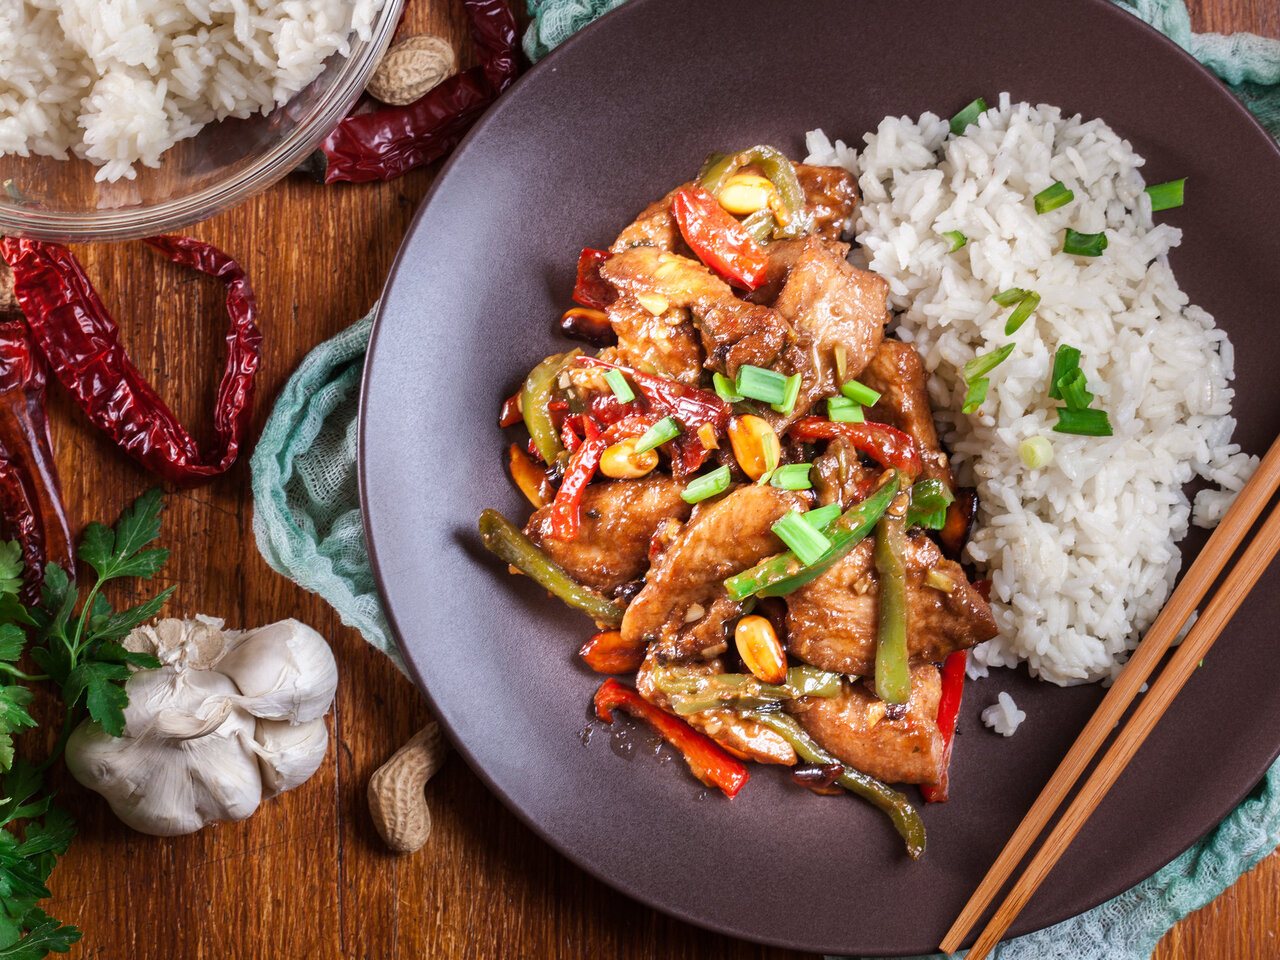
[0,0,405,243]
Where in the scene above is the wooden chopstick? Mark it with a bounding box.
[940,433,1280,957]
[962,500,1280,960]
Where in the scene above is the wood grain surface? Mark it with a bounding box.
[29,1,1279,958]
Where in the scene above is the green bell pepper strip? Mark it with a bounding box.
[744,709,926,860]
[873,515,911,705]
[653,665,843,714]
[724,472,900,601]
[478,509,623,627]
[698,145,806,238]
[520,349,580,465]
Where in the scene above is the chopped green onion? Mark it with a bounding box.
[603,368,635,403]
[681,465,731,504]
[992,287,1030,308]
[735,364,789,405]
[1145,178,1186,212]
[827,396,865,423]
[1018,435,1054,469]
[770,372,802,415]
[1063,228,1108,257]
[950,97,988,135]
[963,343,1016,382]
[756,440,779,487]
[770,463,813,491]
[772,510,833,567]
[1057,368,1094,411]
[840,379,882,406]
[712,372,743,402]
[803,502,843,531]
[962,378,989,415]
[1053,407,1113,437]
[942,230,968,252]
[1047,344,1081,400]
[1005,291,1041,335]
[634,416,681,453]
[1033,181,1075,214]
[904,478,955,530]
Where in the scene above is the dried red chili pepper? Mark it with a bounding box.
[0,316,73,601]
[306,0,519,183]
[788,416,922,480]
[2,236,262,486]
[547,421,605,540]
[572,249,616,310]
[922,650,967,804]
[576,356,731,434]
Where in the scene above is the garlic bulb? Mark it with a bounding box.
[65,617,338,837]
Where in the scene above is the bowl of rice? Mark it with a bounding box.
[0,0,404,242]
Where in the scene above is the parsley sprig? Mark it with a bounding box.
[0,489,175,958]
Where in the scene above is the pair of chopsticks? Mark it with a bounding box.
[941,433,1280,960]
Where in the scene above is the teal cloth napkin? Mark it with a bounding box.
[250,2,1280,956]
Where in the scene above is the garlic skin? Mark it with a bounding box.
[65,617,338,837]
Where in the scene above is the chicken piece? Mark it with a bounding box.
[788,665,945,784]
[812,436,878,508]
[635,652,796,765]
[860,339,954,487]
[785,530,996,676]
[601,247,792,377]
[525,476,691,597]
[607,296,704,384]
[621,484,809,660]
[794,163,859,241]
[611,183,690,253]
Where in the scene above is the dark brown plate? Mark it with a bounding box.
[359,0,1280,953]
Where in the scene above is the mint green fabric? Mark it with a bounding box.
[251,1,1280,955]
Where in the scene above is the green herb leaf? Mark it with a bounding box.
[0,909,81,959]
[77,488,167,582]
[89,586,177,644]
[63,662,131,738]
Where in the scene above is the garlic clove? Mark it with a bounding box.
[252,717,329,798]
[125,615,229,669]
[216,620,338,724]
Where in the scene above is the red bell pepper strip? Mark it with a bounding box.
[788,416,922,480]
[593,678,749,798]
[560,416,582,454]
[547,419,604,540]
[671,185,770,291]
[573,249,616,309]
[578,630,648,675]
[922,650,967,803]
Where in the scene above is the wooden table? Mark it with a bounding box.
[37,1,1278,957]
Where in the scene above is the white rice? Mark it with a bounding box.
[805,95,1256,686]
[0,0,386,182]
[982,691,1027,737]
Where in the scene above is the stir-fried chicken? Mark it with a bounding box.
[860,339,955,487]
[812,436,879,509]
[788,665,945,784]
[794,163,859,240]
[606,296,704,384]
[525,476,691,596]
[610,183,690,253]
[621,484,809,659]
[785,530,996,676]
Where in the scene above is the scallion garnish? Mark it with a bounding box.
[904,478,955,530]
[827,396,865,423]
[681,465,731,504]
[803,503,842,531]
[1053,407,1113,437]
[963,343,1016,382]
[770,372,802,415]
[772,510,833,566]
[713,372,743,402]
[840,379,882,406]
[950,97,988,135]
[942,230,968,252]
[634,416,680,453]
[735,364,789,405]
[992,287,1030,308]
[1057,368,1094,411]
[1004,291,1041,335]
[770,463,814,491]
[604,368,635,403]
[1047,344,1082,400]
[962,378,989,415]
[1018,435,1054,469]
[1063,228,1108,257]
[1033,181,1074,214]
[1145,178,1186,212]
